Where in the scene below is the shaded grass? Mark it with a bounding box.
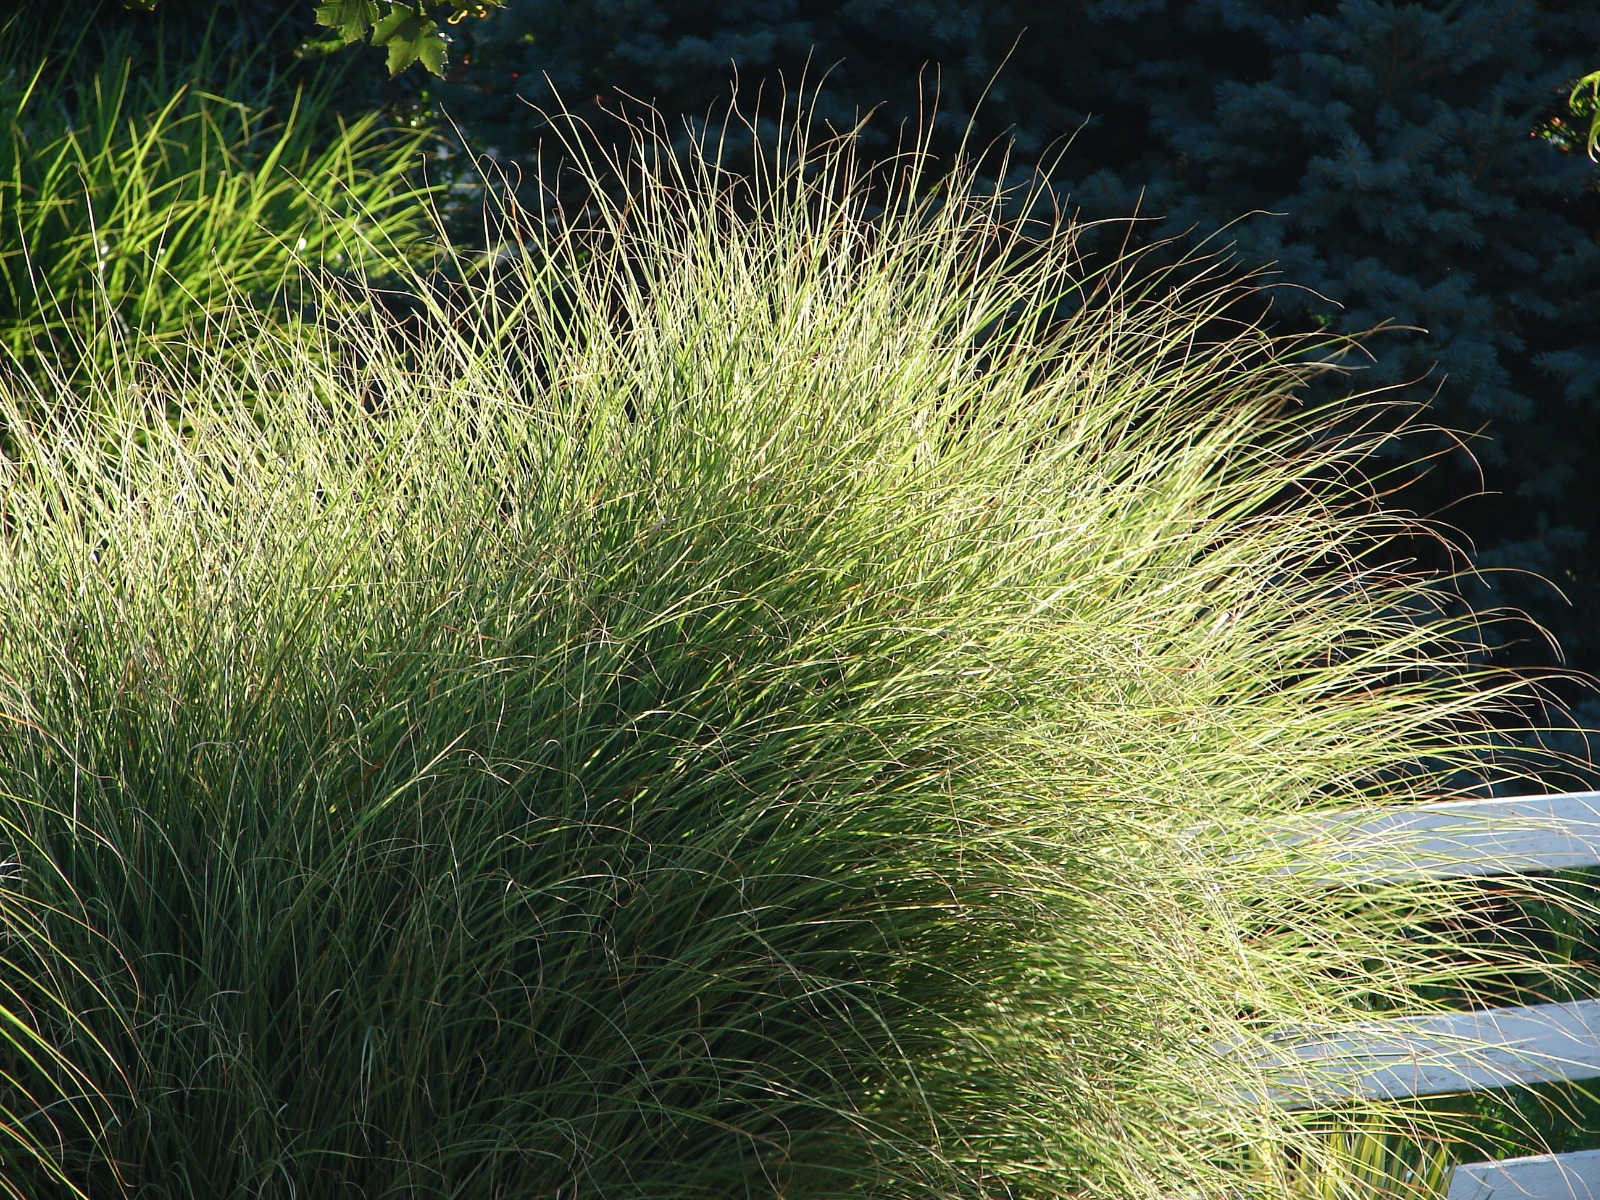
[0,15,439,381]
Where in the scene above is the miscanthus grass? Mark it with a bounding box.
[0,108,1588,1198]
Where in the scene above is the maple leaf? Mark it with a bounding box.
[313,0,382,45]
[371,4,448,76]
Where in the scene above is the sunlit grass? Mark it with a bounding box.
[0,100,1590,1198]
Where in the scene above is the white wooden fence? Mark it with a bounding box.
[1254,791,1600,1199]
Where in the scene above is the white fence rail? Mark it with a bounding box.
[1269,792,1600,883]
[1253,997,1600,1104]
[1259,791,1600,1199]
[1450,1148,1600,1200]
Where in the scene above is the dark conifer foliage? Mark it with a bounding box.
[1068,1,1600,681]
[434,0,1600,706]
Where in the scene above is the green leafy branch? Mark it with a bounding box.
[313,1,502,75]
[118,1,501,76]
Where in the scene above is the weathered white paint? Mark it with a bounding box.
[1449,1148,1600,1200]
[1251,998,1600,1106]
[1268,791,1600,883]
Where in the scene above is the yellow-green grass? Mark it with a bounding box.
[0,105,1589,1198]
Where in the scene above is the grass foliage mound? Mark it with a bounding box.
[0,111,1581,1198]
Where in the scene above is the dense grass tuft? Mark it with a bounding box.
[0,107,1586,1198]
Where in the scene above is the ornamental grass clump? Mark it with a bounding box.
[0,108,1585,1198]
